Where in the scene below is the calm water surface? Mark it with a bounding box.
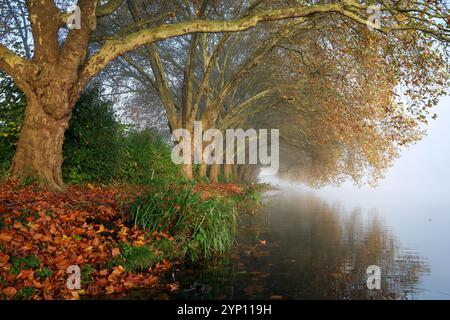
[128,188,450,300]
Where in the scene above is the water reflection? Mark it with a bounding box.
[129,191,429,300]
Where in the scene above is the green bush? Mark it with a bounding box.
[63,89,120,183]
[129,184,237,262]
[0,75,180,185]
[0,80,121,183]
[117,129,182,185]
[0,72,26,177]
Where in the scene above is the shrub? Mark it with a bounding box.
[0,72,26,177]
[0,80,121,183]
[0,76,180,185]
[129,184,237,262]
[117,129,182,185]
[63,89,120,183]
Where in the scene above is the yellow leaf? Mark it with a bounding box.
[105,285,115,295]
[96,224,106,233]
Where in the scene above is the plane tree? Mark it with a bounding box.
[0,0,449,189]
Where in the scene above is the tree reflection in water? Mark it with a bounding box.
[128,191,429,300]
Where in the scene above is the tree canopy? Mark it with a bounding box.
[0,0,449,188]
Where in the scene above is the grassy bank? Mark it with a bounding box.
[0,181,262,299]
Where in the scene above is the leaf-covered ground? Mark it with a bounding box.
[0,181,247,300]
[0,181,179,300]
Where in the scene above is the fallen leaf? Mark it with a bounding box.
[105,285,115,294]
[70,291,80,300]
[0,233,12,242]
[111,247,121,257]
[168,282,179,292]
[2,287,17,298]
[92,238,100,246]
[96,224,106,233]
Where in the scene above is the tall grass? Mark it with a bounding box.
[129,184,237,262]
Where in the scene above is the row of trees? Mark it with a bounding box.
[1,0,449,189]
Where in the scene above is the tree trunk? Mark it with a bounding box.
[209,163,219,183]
[224,164,232,182]
[199,163,207,179]
[233,165,238,182]
[182,163,194,180]
[10,96,70,191]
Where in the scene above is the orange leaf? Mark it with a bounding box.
[92,238,100,246]
[168,282,179,292]
[33,233,43,240]
[97,278,108,287]
[0,233,12,242]
[99,269,109,276]
[2,287,17,298]
[111,247,121,257]
[105,285,115,295]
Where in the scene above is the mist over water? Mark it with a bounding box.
[262,96,450,299]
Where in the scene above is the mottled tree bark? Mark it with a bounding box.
[182,164,194,180]
[209,163,219,184]
[11,95,71,191]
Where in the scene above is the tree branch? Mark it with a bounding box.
[96,0,124,17]
[0,44,34,92]
[78,3,346,87]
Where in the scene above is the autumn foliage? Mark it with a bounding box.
[0,181,176,299]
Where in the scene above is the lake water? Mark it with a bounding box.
[128,186,449,300]
[165,188,444,300]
